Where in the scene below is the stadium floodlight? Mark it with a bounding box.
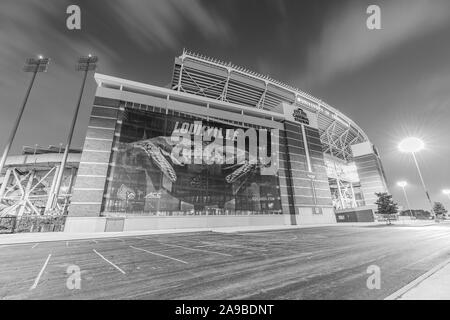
[397,181,413,217]
[50,55,98,212]
[0,55,50,177]
[398,137,433,216]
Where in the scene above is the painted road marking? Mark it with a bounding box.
[66,241,69,247]
[93,249,126,274]
[130,245,188,264]
[235,232,269,237]
[197,241,267,252]
[92,240,98,244]
[31,243,39,249]
[160,242,233,257]
[30,254,51,290]
[0,243,31,249]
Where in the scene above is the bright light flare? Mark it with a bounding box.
[397,181,408,188]
[399,137,424,153]
[443,189,450,195]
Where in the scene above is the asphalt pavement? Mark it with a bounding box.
[1,223,450,299]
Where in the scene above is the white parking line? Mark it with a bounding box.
[130,245,188,264]
[197,242,267,252]
[93,249,126,274]
[31,243,39,249]
[30,254,51,290]
[235,232,268,237]
[160,242,233,257]
[135,237,151,241]
[0,243,31,249]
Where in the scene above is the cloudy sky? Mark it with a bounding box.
[1,0,450,210]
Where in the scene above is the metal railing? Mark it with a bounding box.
[0,215,66,234]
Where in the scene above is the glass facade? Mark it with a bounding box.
[102,108,282,216]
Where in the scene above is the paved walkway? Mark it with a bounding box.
[0,222,376,245]
[0,220,440,245]
[386,257,450,300]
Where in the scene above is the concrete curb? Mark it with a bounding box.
[0,222,379,245]
[384,257,450,300]
[0,220,439,245]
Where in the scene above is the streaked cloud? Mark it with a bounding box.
[107,0,232,50]
[0,0,120,151]
[302,0,450,86]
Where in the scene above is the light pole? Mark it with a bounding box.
[397,181,413,217]
[50,55,98,212]
[398,137,434,216]
[0,56,50,176]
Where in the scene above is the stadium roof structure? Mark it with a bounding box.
[22,145,81,155]
[170,49,369,161]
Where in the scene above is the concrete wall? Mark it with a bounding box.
[68,97,121,217]
[279,120,336,225]
[64,215,287,233]
[297,207,336,224]
[351,142,388,206]
[122,215,286,231]
[335,207,375,223]
[64,217,107,233]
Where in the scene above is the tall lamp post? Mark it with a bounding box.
[0,56,50,176]
[397,181,413,217]
[398,137,434,215]
[50,55,98,212]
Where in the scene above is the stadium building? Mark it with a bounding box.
[0,50,389,233]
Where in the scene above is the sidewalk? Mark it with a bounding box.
[0,220,442,245]
[386,258,450,300]
[0,222,377,245]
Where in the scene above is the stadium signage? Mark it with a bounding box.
[170,121,279,174]
[292,108,309,125]
[296,96,318,110]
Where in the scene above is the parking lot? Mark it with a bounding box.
[1,223,450,299]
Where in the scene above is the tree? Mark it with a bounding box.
[433,202,448,220]
[375,192,399,225]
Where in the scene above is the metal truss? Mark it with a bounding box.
[0,165,75,217]
[171,49,368,162]
[320,120,365,161]
[330,179,358,210]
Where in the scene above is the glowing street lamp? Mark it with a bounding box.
[398,137,424,153]
[397,181,413,217]
[398,137,433,215]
